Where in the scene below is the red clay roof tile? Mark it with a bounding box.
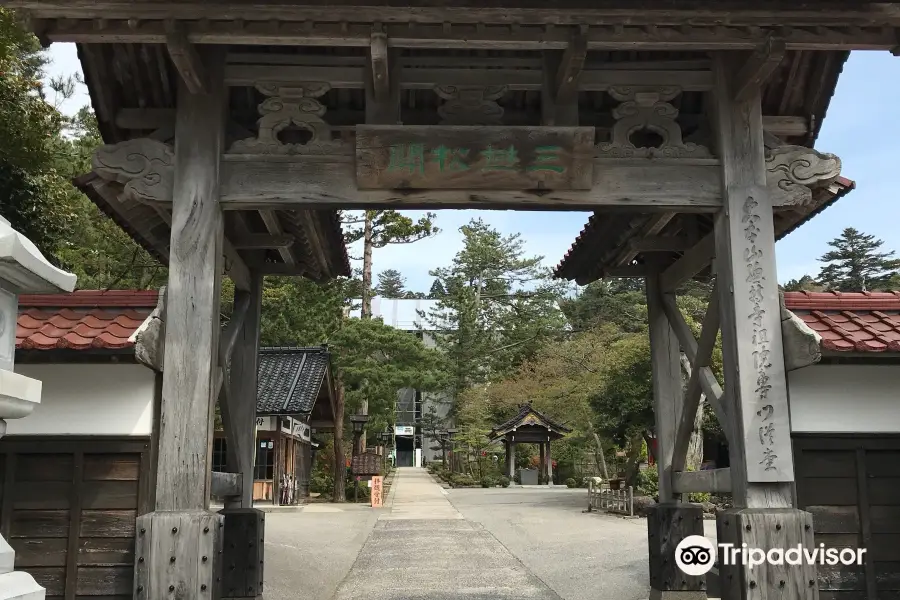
[16,290,158,352]
[784,291,900,353]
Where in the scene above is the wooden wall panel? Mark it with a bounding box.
[0,437,151,600]
[794,434,900,600]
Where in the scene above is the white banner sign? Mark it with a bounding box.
[394,425,414,436]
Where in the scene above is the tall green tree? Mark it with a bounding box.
[428,278,447,298]
[817,227,900,292]
[342,210,438,317]
[374,268,407,298]
[782,275,823,292]
[425,218,566,396]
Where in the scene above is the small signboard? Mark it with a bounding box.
[351,452,384,476]
[394,425,414,436]
[371,475,384,508]
[356,126,594,191]
[292,420,311,442]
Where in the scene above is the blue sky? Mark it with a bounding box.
[45,46,900,293]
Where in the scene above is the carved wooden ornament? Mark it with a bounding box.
[765,145,841,207]
[229,82,349,155]
[92,138,174,204]
[435,85,508,126]
[597,86,711,159]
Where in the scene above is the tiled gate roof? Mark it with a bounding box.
[784,291,900,353]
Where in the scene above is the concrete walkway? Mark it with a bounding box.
[332,468,561,600]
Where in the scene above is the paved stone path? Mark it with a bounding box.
[332,468,562,600]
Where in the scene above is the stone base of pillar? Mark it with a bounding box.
[717,508,817,600]
[134,510,224,600]
[0,571,46,600]
[219,508,266,600]
[648,503,706,598]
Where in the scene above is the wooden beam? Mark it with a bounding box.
[659,233,715,292]
[671,285,725,474]
[646,271,683,503]
[713,53,794,509]
[369,32,390,103]
[628,236,693,253]
[258,209,297,267]
[220,157,724,211]
[296,209,333,281]
[210,471,242,498]
[672,468,732,494]
[13,2,900,28]
[224,63,713,91]
[223,240,251,291]
[231,233,295,250]
[155,47,226,512]
[115,107,175,129]
[32,17,900,52]
[555,32,587,104]
[734,36,786,102]
[165,23,208,94]
[612,213,675,267]
[604,266,648,278]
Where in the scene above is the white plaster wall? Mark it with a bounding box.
[5,363,155,435]
[789,364,900,433]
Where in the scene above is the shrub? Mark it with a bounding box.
[635,467,659,497]
[513,472,521,484]
[498,476,510,488]
[438,469,453,482]
[565,477,577,488]
[310,474,334,495]
[480,476,497,488]
[450,473,476,487]
[690,492,712,504]
[345,481,370,500]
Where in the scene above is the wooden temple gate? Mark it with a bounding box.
[6,1,900,599]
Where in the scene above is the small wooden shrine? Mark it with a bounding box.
[6,1,900,599]
[490,403,571,484]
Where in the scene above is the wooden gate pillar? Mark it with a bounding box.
[219,273,266,600]
[646,270,706,600]
[135,48,227,600]
[711,52,815,600]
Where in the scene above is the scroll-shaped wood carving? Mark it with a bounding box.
[435,85,508,126]
[597,86,711,159]
[92,138,174,204]
[229,82,348,155]
[765,145,841,207]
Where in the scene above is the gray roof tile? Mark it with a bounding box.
[256,346,331,415]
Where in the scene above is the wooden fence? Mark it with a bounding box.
[587,480,634,516]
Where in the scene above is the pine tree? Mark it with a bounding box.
[428,278,447,298]
[817,227,900,292]
[374,269,406,298]
[782,275,823,292]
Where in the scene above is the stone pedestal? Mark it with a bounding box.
[219,508,265,600]
[717,508,818,600]
[648,503,707,600]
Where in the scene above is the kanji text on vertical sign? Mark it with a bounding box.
[355,125,595,190]
[371,475,384,508]
[739,189,793,482]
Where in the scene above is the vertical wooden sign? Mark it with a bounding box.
[371,475,384,508]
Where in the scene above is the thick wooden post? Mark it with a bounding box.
[539,442,546,484]
[646,272,706,600]
[219,272,265,600]
[135,47,227,600]
[646,272,683,503]
[507,439,516,479]
[712,52,815,600]
[546,441,553,485]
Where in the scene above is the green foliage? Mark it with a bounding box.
[327,317,448,434]
[559,279,646,333]
[782,275,823,292]
[690,492,711,504]
[498,475,510,488]
[817,227,900,292]
[343,210,438,248]
[565,477,576,489]
[634,467,659,498]
[425,217,567,395]
[450,473,476,487]
[480,475,496,488]
[374,268,407,297]
[428,278,446,298]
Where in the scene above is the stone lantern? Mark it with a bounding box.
[0,216,76,600]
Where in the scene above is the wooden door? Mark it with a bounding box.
[794,434,900,600]
[0,436,151,600]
